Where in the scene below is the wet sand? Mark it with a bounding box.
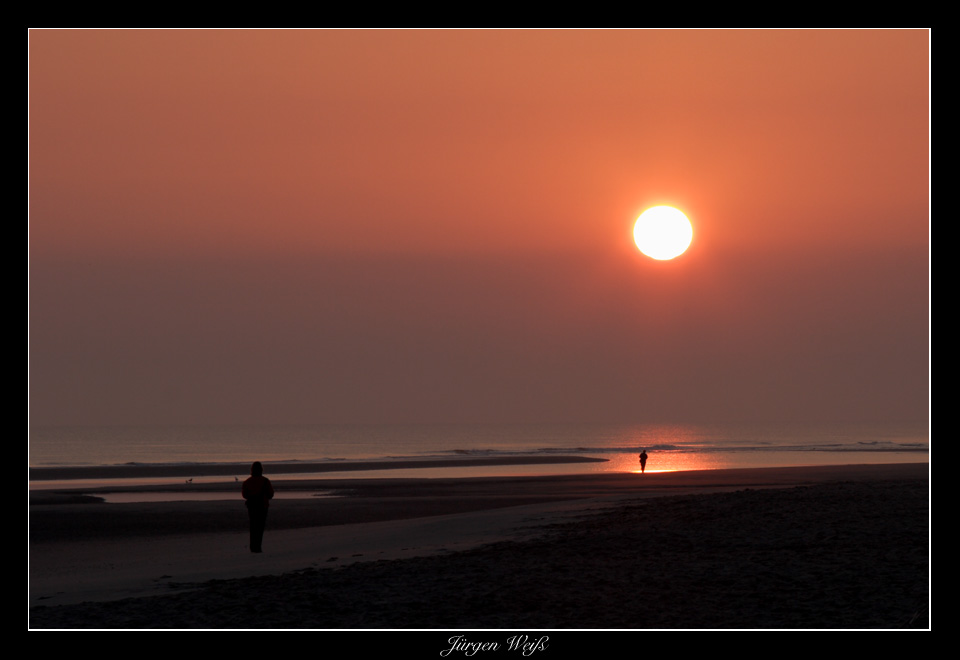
[29,463,929,629]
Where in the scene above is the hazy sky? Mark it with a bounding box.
[29,29,929,427]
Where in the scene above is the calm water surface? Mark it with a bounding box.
[30,421,929,473]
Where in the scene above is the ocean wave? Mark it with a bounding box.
[435,443,930,458]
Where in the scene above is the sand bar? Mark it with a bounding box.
[29,463,929,628]
[29,455,606,481]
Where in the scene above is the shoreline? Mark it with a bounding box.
[30,464,930,540]
[30,459,928,499]
[29,462,929,628]
[29,454,607,482]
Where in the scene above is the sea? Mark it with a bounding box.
[30,420,929,490]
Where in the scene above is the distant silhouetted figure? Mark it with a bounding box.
[639,450,648,474]
[242,461,274,553]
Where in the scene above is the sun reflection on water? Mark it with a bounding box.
[608,450,729,474]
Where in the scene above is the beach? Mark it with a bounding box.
[29,26,930,635]
[29,462,928,629]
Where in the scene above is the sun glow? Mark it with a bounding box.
[633,206,693,260]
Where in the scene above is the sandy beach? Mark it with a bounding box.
[29,462,929,629]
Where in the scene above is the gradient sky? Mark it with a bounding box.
[29,29,929,427]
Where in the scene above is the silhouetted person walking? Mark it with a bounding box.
[639,450,648,474]
[242,461,274,553]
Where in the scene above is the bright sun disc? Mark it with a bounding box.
[633,206,693,260]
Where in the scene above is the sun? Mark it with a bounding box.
[633,206,693,260]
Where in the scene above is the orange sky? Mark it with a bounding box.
[29,29,929,426]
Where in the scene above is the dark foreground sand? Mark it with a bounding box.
[29,463,929,629]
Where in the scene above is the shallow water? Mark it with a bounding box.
[30,421,928,502]
[30,421,928,466]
